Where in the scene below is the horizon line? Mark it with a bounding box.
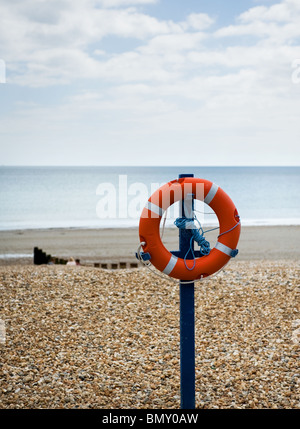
[0,164,299,168]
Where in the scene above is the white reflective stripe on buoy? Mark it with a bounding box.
[145,201,164,217]
[215,241,233,257]
[204,183,218,205]
[163,254,178,275]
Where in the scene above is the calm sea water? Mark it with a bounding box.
[0,166,299,231]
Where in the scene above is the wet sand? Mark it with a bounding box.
[0,225,299,266]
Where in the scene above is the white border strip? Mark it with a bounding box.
[163,255,178,275]
[215,241,233,257]
[145,201,164,217]
[204,183,219,205]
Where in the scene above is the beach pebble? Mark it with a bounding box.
[291,328,300,345]
[0,261,299,409]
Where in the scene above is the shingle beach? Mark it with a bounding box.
[1,259,299,409]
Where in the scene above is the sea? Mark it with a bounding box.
[0,166,300,232]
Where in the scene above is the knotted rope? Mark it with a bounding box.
[174,217,211,270]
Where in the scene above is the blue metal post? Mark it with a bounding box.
[178,173,195,409]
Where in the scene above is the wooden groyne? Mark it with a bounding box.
[33,247,138,269]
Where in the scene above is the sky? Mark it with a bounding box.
[0,0,300,166]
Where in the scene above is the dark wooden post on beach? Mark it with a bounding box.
[171,173,196,409]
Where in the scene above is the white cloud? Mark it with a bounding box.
[215,0,300,43]
[1,0,299,96]
[97,50,176,83]
[1,0,300,166]
[11,48,102,87]
[138,32,207,55]
[97,0,158,6]
[241,0,300,22]
[239,4,291,22]
[183,13,215,30]
[0,1,180,57]
[0,0,184,86]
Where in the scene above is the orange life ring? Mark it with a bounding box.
[139,177,241,281]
